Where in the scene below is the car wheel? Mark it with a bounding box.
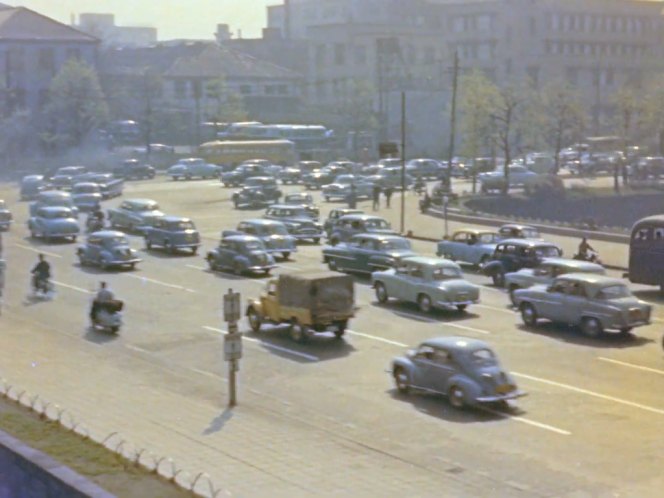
[375,283,388,303]
[207,256,217,271]
[619,327,633,336]
[30,229,37,239]
[417,294,433,313]
[110,326,120,333]
[325,196,330,202]
[129,263,136,270]
[393,367,410,394]
[146,240,152,250]
[478,255,490,269]
[327,258,338,271]
[581,317,603,338]
[508,285,520,306]
[289,319,307,343]
[101,259,111,271]
[282,252,290,260]
[165,241,175,254]
[334,320,347,339]
[172,176,179,181]
[313,238,320,244]
[448,385,466,409]
[330,236,339,246]
[233,262,244,276]
[520,303,538,327]
[492,270,505,288]
[456,304,467,312]
[191,247,198,255]
[247,307,262,333]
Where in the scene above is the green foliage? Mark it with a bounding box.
[204,77,248,124]
[44,59,109,147]
[458,70,498,159]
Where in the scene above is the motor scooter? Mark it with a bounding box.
[91,300,123,333]
[572,250,603,266]
[30,275,54,300]
[86,216,104,233]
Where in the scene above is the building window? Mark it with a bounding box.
[334,43,345,65]
[566,67,578,85]
[277,84,288,95]
[265,85,276,95]
[453,17,464,33]
[38,48,55,72]
[315,44,326,67]
[66,48,81,61]
[239,84,252,95]
[354,45,367,64]
[174,80,187,99]
[478,14,491,31]
[478,43,491,60]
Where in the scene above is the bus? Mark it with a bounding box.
[627,215,664,291]
[224,123,332,154]
[198,139,297,167]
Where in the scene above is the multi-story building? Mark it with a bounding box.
[0,5,98,117]
[75,13,157,48]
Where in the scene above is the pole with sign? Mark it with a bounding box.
[223,289,242,407]
[443,195,449,239]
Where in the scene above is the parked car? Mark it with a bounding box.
[437,229,500,266]
[221,162,269,187]
[322,174,374,202]
[327,214,396,245]
[479,165,538,193]
[505,258,606,305]
[77,230,142,270]
[323,234,416,274]
[323,208,364,235]
[513,274,652,338]
[205,234,276,275]
[232,219,297,259]
[373,257,479,313]
[20,175,49,201]
[497,224,541,240]
[263,205,324,243]
[50,166,87,190]
[232,176,282,208]
[167,158,221,180]
[406,159,445,180]
[27,206,79,242]
[0,200,13,231]
[143,216,201,254]
[108,198,164,232]
[113,159,156,180]
[71,182,102,212]
[390,336,526,409]
[483,239,563,287]
[29,191,78,217]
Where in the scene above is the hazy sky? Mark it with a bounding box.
[11,0,277,40]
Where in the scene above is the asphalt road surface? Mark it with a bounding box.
[1,177,663,497]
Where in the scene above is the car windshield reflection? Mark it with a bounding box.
[242,241,265,252]
[380,239,411,250]
[261,225,289,236]
[366,219,390,229]
[478,233,499,244]
[432,267,462,280]
[596,285,631,299]
[470,348,498,366]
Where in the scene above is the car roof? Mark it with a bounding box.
[92,230,127,238]
[497,238,556,247]
[268,204,306,210]
[72,182,99,188]
[125,198,157,206]
[223,234,261,243]
[421,336,489,351]
[22,175,44,181]
[540,258,603,271]
[39,190,70,198]
[244,176,274,181]
[161,216,191,223]
[338,214,385,221]
[37,205,72,213]
[555,273,625,286]
[350,233,405,242]
[402,256,458,267]
[242,218,282,226]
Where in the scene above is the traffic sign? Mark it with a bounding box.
[224,332,242,361]
[223,290,241,322]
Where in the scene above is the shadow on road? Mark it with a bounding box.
[138,248,198,259]
[516,322,651,349]
[83,325,119,345]
[203,407,234,435]
[371,301,480,323]
[21,236,78,247]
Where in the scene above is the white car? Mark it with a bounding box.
[478,165,538,193]
[167,158,221,180]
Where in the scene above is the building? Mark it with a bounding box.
[0,5,98,117]
[75,13,157,48]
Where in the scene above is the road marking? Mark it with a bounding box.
[598,357,664,376]
[475,303,515,315]
[202,326,319,362]
[52,280,92,294]
[186,264,207,271]
[512,371,664,416]
[14,244,63,258]
[392,310,438,323]
[190,367,226,380]
[444,323,491,335]
[126,344,151,354]
[347,330,408,347]
[480,406,571,436]
[126,274,196,293]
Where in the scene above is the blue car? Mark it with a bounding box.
[232,219,297,259]
[205,234,276,276]
[77,231,142,270]
[143,216,201,255]
[323,234,416,274]
[28,206,80,242]
[29,191,79,217]
[436,229,500,267]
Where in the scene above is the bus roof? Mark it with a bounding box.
[199,139,295,147]
[632,215,664,230]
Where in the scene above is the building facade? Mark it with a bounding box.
[75,13,157,48]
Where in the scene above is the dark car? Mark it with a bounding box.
[79,173,124,199]
[482,239,563,287]
[205,234,276,275]
[232,177,282,209]
[50,166,88,190]
[327,214,396,245]
[221,163,269,187]
[263,205,324,243]
[302,165,346,190]
[323,208,364,235]
[113,159,156,180]
[323,234,416,274]
[77,230,142,270]
[143,216,201,254]
[0,200,13,231]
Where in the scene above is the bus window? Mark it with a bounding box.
[655,228,664,241]
[633,228,650,241]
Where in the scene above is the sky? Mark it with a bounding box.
[11,0,277,40]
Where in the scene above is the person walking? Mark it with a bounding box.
[347,183,357,209]
[384,186,393,208]
[372,184,381,211]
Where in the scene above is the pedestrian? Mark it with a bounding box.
[347,183,357,209]
[384,186,393,208]
[372,184,381,211]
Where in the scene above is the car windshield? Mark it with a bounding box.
[139,203,159,212]
[170,221,195,230]
[380,239,411,250]
[533,246,561,258]
[335,176,353,184]
[469,348,498,366]
[432,266,462,280]
[596,284,631,300]
[365,218,390,229]
[42,210,70,219]
[245,178,268,187]
[74,185,99,193]
[260,224,289,236]
[104,237,128,246]
[241,240,265,252]
[478,233,499,244]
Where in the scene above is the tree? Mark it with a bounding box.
[490,85,522,195]
[641,75,664,155]
[609,84,642,151]
[140,69,163,158]
[44,59,109,148]
[204,77,248,128]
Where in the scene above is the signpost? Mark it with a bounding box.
[223,289,242,407]
[443,195,449,239]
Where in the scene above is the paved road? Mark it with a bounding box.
[1,178,663,497]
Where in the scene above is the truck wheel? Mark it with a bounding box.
[334,320,347,339]
[289,319,307,343]
[247,307,262,333]
[375,283,388,303]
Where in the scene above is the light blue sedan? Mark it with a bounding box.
[27,206,80,242]
[167,158,221,180]
[437,229,500,266]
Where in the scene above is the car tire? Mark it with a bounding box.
[146,240,152,250]
[233,262,243,276]
[417,294,433,313]
[448,385,466,409]
[492,270,505,288]
[165,241,175,254]
[334,320,347,339]
[282,252,290,260]
[191,247,198,255]
[330,236,339,246]
[508,285,520,306]
[393,367,410,394]
[172,176,179,181]
[30,229,37,239]
[375,283,388,303]
[581,317,603,338]
[327,258,338,271]
[289,319,307,343]
[207,256,217,271]
[478,255,490,269]
[456,304,467,312]
[313,238,320,244]
[520,303,538,327]
[247,307,262,333]
[325,196,330,202]
[110,326,120,333]
[619,327,633,336]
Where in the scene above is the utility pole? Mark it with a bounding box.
[143,69,153,162]
[593,58,602,135]
[223,289,242,407]
[400,91,406,234]
[446,50,459,194]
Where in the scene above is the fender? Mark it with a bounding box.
[245,299,264,317]
[445,375,481,402]
[482,261,503,276]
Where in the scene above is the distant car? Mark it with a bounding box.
[233,219,297,259]
[167,158,221,180]
[373,167,414,190]
[479,166,538,193]
[71,182,102,212]
[221,163,269,187]
[50,166,87,190]
[279,166,302,184]
[390,336,525,408]
[406,159,445,180]
[322,174,374,202]
[108,198,164,232]
[327,214,396,245]
[263,205,324,243]
[497,224,540,240]
[205,234,276,275]
[27,206,79,242]
[113,159,156,180]
[323,208,364,235]
[505,258,606,305]
[323,234,416,274]
[282,193,319,218]
[77,173,124,199]
[373,256,479,313]
[513,274,652,338]
[0,200,13,231]
[77,231,142,270]
[232,177,282,209]
[20,175,49,201]
[143,216,201,254]
[483,239,563,287]
[437,229,500,266]
[302,165,346,190]
[29,191,79,217]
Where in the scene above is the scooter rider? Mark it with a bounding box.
[578,237,595,260]
[91,281,114,324]
[30,254,51,293]
[87,206,104,232]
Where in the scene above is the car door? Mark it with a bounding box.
[216,240,233,268]
[531,263,553,286]
[427,348,457,394]
[562,281,588,325]
[448,231,467,261]
[537,280,568,320]
[410,346,438,390]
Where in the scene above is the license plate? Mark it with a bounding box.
[496,384,515,394]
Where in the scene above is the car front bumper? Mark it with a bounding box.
[106,258,142,267]
[247,264,277,273]
[435,299,479,308]
[476,389,527,403]
[292,231,324,240]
